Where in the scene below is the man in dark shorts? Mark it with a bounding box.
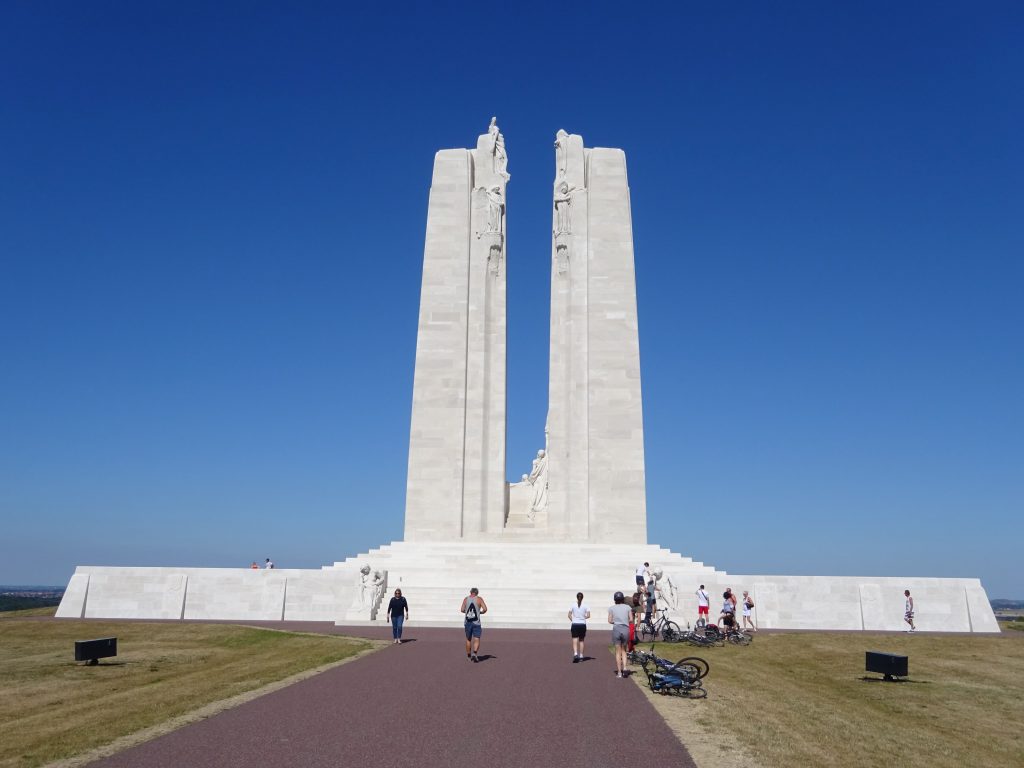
[460,587,488,662]
[635,562,649,593]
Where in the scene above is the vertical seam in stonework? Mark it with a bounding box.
[584,147,591,540]
[460,149,473,539]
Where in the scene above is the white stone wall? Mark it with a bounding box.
[404,149,472,540]
[56,550,1000,633]
[56,566,360,623]
[547,135,647,544]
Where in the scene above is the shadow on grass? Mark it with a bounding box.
[859,676,930,684]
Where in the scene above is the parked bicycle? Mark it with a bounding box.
[633,648,709,698]
[635,609,683,643]
[703,620,753,646]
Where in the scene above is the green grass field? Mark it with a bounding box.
[634,632,1024,768]
[0,613,374,768]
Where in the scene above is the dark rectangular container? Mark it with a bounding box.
[866,650,908,678]
[75,637,117,663]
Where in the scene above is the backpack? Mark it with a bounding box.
[465,599,479,622]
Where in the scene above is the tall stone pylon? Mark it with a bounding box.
[404,120,509,540]
[546,131,648,543]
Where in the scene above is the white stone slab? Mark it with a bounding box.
[55,572,90,618]
[78,567,187,620]
[183,569,286,621]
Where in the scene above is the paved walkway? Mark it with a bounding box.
[87,623,695,768]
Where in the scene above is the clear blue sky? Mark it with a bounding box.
[2,3,1021,598]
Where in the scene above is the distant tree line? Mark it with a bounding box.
[0,595,63,612]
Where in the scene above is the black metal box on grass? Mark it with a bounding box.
[866,650,908,680]
[75,637,117,665]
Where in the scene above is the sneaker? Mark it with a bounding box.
[397,639,402,644]
[615,671,622,678]
[572,656,579,663]
[468,653,473,660]
[472,655,479,663]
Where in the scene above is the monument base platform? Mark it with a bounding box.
[56,540,999,633]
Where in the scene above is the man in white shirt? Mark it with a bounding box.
[635,562,650,593]
[696,584,709,624]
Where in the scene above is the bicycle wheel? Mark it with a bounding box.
[728,632,752,646]
[673,656,710,679]
[660,621,682,643]
[677,684,708,699]
[636,622,655,644]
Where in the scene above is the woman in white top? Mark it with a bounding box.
[568,592,591,662]
[741,590,756,632]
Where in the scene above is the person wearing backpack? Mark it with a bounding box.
[741,590,756,632]
[460,587,489,662]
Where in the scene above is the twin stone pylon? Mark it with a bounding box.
[404,121,646,544]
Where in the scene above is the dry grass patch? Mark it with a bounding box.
[0,618,375,768]
[633,632,1024,768]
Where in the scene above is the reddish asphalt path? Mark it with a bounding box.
[86,623,696,768]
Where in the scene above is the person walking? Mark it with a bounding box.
[386,588,409,644]
[741,590,756,632]
[696,584,709,625]
[904,589,916,632]
[568,592,591,662]
[460,587,488,662]
[608,591,631,678]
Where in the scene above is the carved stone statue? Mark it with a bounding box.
[357,564,385,609]
[554,129,569,179]
[651,568,678,611]
[528,449,549,520]
[485,185,504,234]
[554,180,573,235]
[488,117,510,181]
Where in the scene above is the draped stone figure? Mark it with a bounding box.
[554,129,569,179]
[489,117,510,181]
[554,180,573,235]
[485,185,504,234]
[528,449,549,520]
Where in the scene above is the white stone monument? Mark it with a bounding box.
[55,122,1000,633]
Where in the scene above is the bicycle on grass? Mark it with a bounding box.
[635,608,683,643]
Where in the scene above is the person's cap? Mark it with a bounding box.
[614,591,624,601]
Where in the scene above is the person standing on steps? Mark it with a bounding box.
[904,589,916,632]
[460,587,488,661]
[635,562,649,594]
[568,592,591,662]
[608,591,631,678]
[386,588,409,644]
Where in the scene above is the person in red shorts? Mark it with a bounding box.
[696,584,709,624]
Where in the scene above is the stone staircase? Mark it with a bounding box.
[329,540,724,629]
